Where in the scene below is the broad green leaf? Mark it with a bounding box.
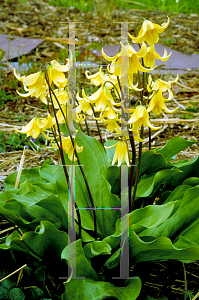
[182,177,199,187]
[168,156,199,190]
[54,126,121,236]
[34,266,48,282]
[135,169,182,198]
[83,241,112,259]
[39,164,57,183]
[23,287,44,300]
[61,277,141,300]
[4,167,42,191]
[129,231,199,263]
[6,221,69,259]
[61,239,99,282]
[156,137,196,161]
[0,286,8,299]
[134,150,167,179]
[139,186,199,245]
[7,288,25,300]
[104,201,174,251]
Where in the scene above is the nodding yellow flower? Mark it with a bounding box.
[144,44,172,68]
[103,119,121,133]
[147,75,179,100]
[76,92,93,116]
[14,69,47,99]
[147,90,178,115]
[40,89,69,108]
[105,140,130,167]
[104,43,155,76]
[52,136,83,162]
[128,105,161,130]
[82,85,119,112]
[129,17,170,45]
[47,52,72,88]
[15,114,54,139]
[85,67,108,86]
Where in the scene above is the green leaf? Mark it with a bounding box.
[83,241,112,259]
[53,127,121,236]
[134,169,181,198]
[61,239,99,282]
[139,186,199,246]
[104,201,175,252]
[156,137,196,161]
[0,286,8,299]
[7,288,25,300]
[61,277,141,300]
[182,177,199,187]
[23,287,44,300]
[4,167,42,191]
[129,231,199,263]
[39,164,57,183]
[34,266,48,282]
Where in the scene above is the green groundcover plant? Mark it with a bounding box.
[0,16,199,300]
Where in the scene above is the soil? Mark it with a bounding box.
[0,0,199,299]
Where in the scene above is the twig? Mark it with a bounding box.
[0,264,27,283]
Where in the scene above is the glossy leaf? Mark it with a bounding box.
[61,277,141,300]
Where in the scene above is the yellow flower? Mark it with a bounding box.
[15,114,54,139]
[52,136,83,162]
[47,51,72,88]
[82,85,118,112]
[103,43,155,76]
[147,91,178,115]
[105,141,130,167]
[76,92,93,115]
[40,88,69,108]
[148,75,179,100]
[14,69,47,99]
[128,105,161,130]
[129,17,170,45]
[144,44,172,68]
[103,119,121,133]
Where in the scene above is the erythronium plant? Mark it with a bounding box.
[1,17,199,300]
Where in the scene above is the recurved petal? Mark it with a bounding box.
[102,48,120,61]
[50,60,71,72]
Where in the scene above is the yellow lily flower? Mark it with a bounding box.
[40,89,69,108]
[76,92,93,115]
[14,69,47,99]
[148,75,179,100]
[103,119,121,133]
[104,43,155,76]
[128,17,170,45]
[15,114,54,139]
[128,105,161,130]
[82,85,118,112]
[147,90,178,115]
[52,136,83,162]
[105,140,130,167]
[47,51,72,88]
[144,44,172,68]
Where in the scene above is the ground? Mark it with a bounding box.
[0,0,199,299]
